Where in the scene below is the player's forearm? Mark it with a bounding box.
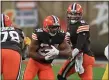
[59,49,72,57]
[76,32,88,50]
[58,41,72,57]
[29,52,45,61]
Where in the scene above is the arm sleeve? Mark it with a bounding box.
[76,32,89,50]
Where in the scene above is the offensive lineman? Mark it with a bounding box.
[1,14,30,80]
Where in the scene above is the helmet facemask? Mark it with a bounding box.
[47,25,60,36]
[67,11,82,24]
[43,15,61,36]
[67,3,83,24]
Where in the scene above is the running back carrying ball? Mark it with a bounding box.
[38,45,53,56]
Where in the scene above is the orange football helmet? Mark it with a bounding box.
[1,14,12,27]
[43,15,60,36]
[67,3,83,24]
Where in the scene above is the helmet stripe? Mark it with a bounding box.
[51,15,55,23]
[1,14,5,27]
[55,16,59,24]
[72,3,76,11]
[52,15,59,24]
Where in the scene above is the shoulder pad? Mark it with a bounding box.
[35,28,43,32]
[80,19,88,25]
[80,20,85,24]
[60,30,65,33]
[16,28,23,31]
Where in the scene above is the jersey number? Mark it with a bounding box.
[1,31,20,43]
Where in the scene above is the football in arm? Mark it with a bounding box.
[38,46,53,56]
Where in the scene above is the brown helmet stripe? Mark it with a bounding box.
[51,15,59,25]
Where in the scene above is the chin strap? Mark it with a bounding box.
[70,20,77,24]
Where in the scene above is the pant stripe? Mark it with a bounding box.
[16,57,22,80]
[61,59,75,78]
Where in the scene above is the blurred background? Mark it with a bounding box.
[1,1,108,60]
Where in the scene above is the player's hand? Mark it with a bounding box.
[72,48,79,58]
[45,45,59,56]
[65,32,70,44]
[24,37,31,45]
[45,55,57,60]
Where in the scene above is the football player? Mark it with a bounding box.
[23,15,72,80]
[102,44,108,80]
[1,14,30,80]
[57,3,95,80]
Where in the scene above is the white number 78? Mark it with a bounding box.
[1,31,20,43]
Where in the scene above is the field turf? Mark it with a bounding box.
[20,63,105,80]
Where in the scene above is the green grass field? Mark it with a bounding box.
[20,63,105,80]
